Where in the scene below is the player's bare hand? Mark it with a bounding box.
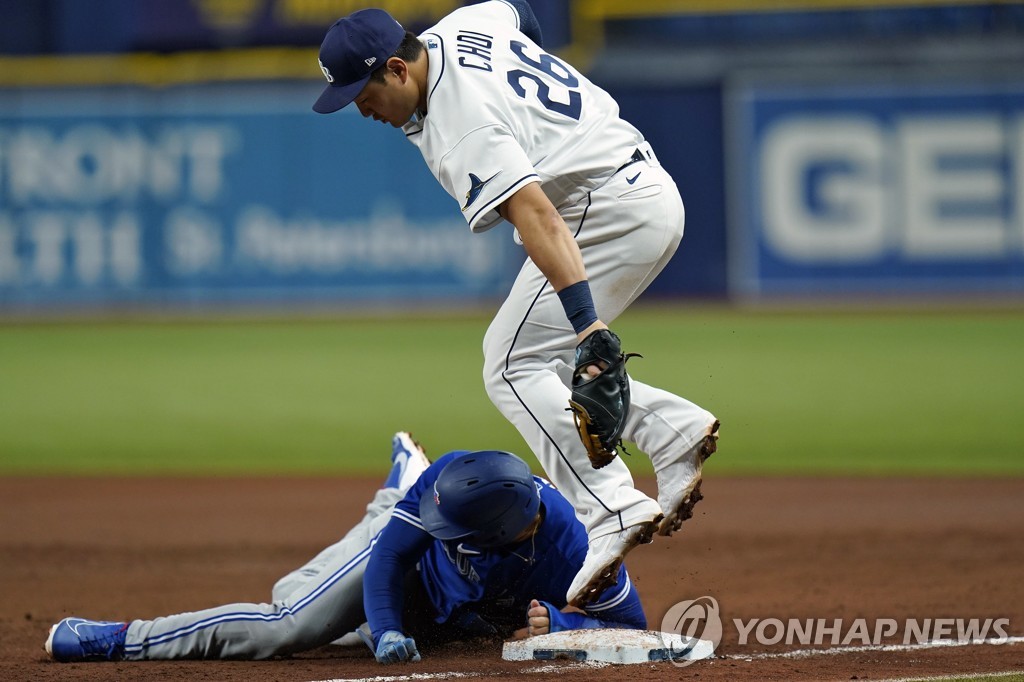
[576,321,610,378]
[511,600,550,639]
[576,320,608,348]
[526,599,550,636]
[520,599,588,638]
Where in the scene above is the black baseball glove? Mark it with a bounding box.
[567,329,640,468]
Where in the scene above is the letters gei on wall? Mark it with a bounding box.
[730,80,1024,296]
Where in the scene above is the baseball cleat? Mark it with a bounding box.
[45,617,128,662]
[566,519,660,607]
[384,431,430,491]
[657,420,719,536]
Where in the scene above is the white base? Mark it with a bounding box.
[501,629,715,665]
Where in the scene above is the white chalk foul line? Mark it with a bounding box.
[725,635,1024,661]
[875,670,1024,682]
[311,637,1023,682]
[313,673,479,682]
[312,661,608,682]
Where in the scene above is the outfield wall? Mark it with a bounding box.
[4,75,1023,309]
[0,83,517,309]
[1,24,1022,308]
[726,77,1024,298]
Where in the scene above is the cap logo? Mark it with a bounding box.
[318,59,334,83]
[364,56,377,67]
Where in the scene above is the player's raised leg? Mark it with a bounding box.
[578,162,720,536]
[483,161,719,605]
[623,384,719,535]
[483,240,666,606]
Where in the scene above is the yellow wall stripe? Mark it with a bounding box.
[0,1,1015,88]
[0,47,321,88]
[582,0,1018,19]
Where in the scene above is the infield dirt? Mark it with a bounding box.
[2,476,1022,681]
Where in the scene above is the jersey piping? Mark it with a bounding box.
[404,32,445,139]
[467,172,538,226]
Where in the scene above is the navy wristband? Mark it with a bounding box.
[557,280,598,335]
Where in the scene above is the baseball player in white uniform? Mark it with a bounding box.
[312,1,719,605]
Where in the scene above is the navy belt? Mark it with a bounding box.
[615,148,645,174]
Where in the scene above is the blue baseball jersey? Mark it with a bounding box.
[364,451,646,643]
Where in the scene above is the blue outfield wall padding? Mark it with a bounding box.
[0,82,517,309]
[609,84,729,298]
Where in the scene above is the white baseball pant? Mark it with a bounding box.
[483,146,718,539]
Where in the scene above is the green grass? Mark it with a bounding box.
[1,306,1022,476]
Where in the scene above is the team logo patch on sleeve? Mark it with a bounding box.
[462,172,500,211]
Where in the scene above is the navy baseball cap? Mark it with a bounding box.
[313,9,405,114]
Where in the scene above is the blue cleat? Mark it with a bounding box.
[383,431,430,491]
[45,617,128,662]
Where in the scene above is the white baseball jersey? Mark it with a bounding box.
[402,0,644,233]
[400,0,718,568]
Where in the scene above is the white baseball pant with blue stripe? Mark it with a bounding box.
[123,486,403,660]
[482,152,718,539]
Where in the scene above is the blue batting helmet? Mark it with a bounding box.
[419,451,541,548]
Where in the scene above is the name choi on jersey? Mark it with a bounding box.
[457,30,493,72]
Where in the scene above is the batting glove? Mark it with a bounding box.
[374,630,421,664]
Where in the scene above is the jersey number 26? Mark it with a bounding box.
[505,41,582,121]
